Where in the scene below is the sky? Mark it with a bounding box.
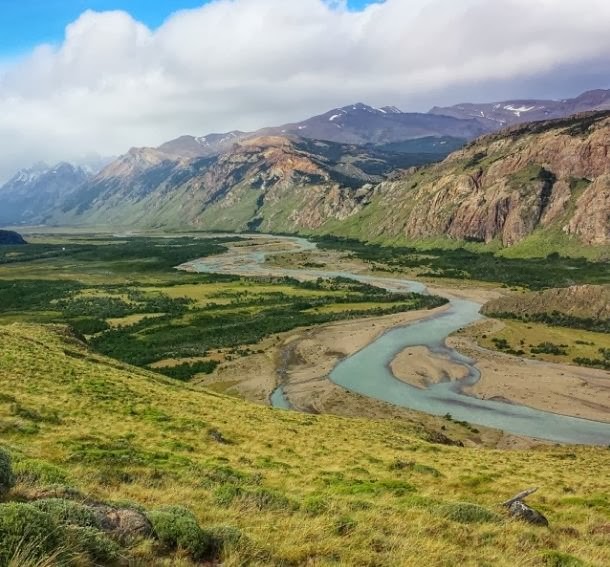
[0,0,609,180]
[0,1,378,54]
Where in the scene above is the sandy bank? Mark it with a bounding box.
[445,330,610,424]
[390,346,469,388]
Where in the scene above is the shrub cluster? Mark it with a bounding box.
[0,449,246,565]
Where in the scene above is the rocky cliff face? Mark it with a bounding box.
[327,111,610,249]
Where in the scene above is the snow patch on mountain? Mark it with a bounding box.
[503,104,537,117]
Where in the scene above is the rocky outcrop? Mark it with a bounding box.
[502,488,549,527]
[91,504,153,542]
[507,500,549,527]
[565,176,610,245]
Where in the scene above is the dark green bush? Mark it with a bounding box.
[12,458,69,486]
[0,448,14,498]
[32,498,100,528]
[214,483,244,507]
[148,505,211,561]
[0,503,60,565]
[541,550,585,567]
[438,502,502,524]
[64,525,121,564]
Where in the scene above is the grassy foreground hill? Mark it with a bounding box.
[1,322,610,566]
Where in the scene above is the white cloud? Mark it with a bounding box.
[1,0,610,179]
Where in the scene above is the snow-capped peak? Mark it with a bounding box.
[503,104,536,117]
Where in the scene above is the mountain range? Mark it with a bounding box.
[0,162,90,226]
[430,89,610,128]
[2,89,609,255]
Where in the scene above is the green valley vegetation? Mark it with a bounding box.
[0,234,445,380]
[314,235,610,289]
[478,285,610,368]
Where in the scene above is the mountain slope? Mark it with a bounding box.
[54,136,438,230]
[0,162,90,226]
[429,89,610,128]
[1,322,610,566]
[153,103,482,159]
[258,102,487,145]
[43,112,610,255]
[319,111,610,252]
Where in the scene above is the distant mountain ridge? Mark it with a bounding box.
[0,162,91,226]
[154,102,482,159]
[52,135,441,231]
[429,89,610,128]
[1,89,609,255]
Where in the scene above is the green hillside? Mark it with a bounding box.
[1,322,610,566]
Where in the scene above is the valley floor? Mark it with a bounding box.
[207,241,610,435]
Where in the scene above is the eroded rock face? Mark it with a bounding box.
[565,176,610,245]
[348,112,610,248]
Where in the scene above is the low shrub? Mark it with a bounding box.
[12,458,69,486]
[203,525,247,558]
[0,503,60,566]
[391,459,442,477]
[32,498,100,528]
[303,495,330,516]
[214,483,243,506]
[438,502,502,524]
[64,525,121,564]
[334,515,357,536]
[541,550,586,567]
[148,505,211,561]
[242,487,297,511]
